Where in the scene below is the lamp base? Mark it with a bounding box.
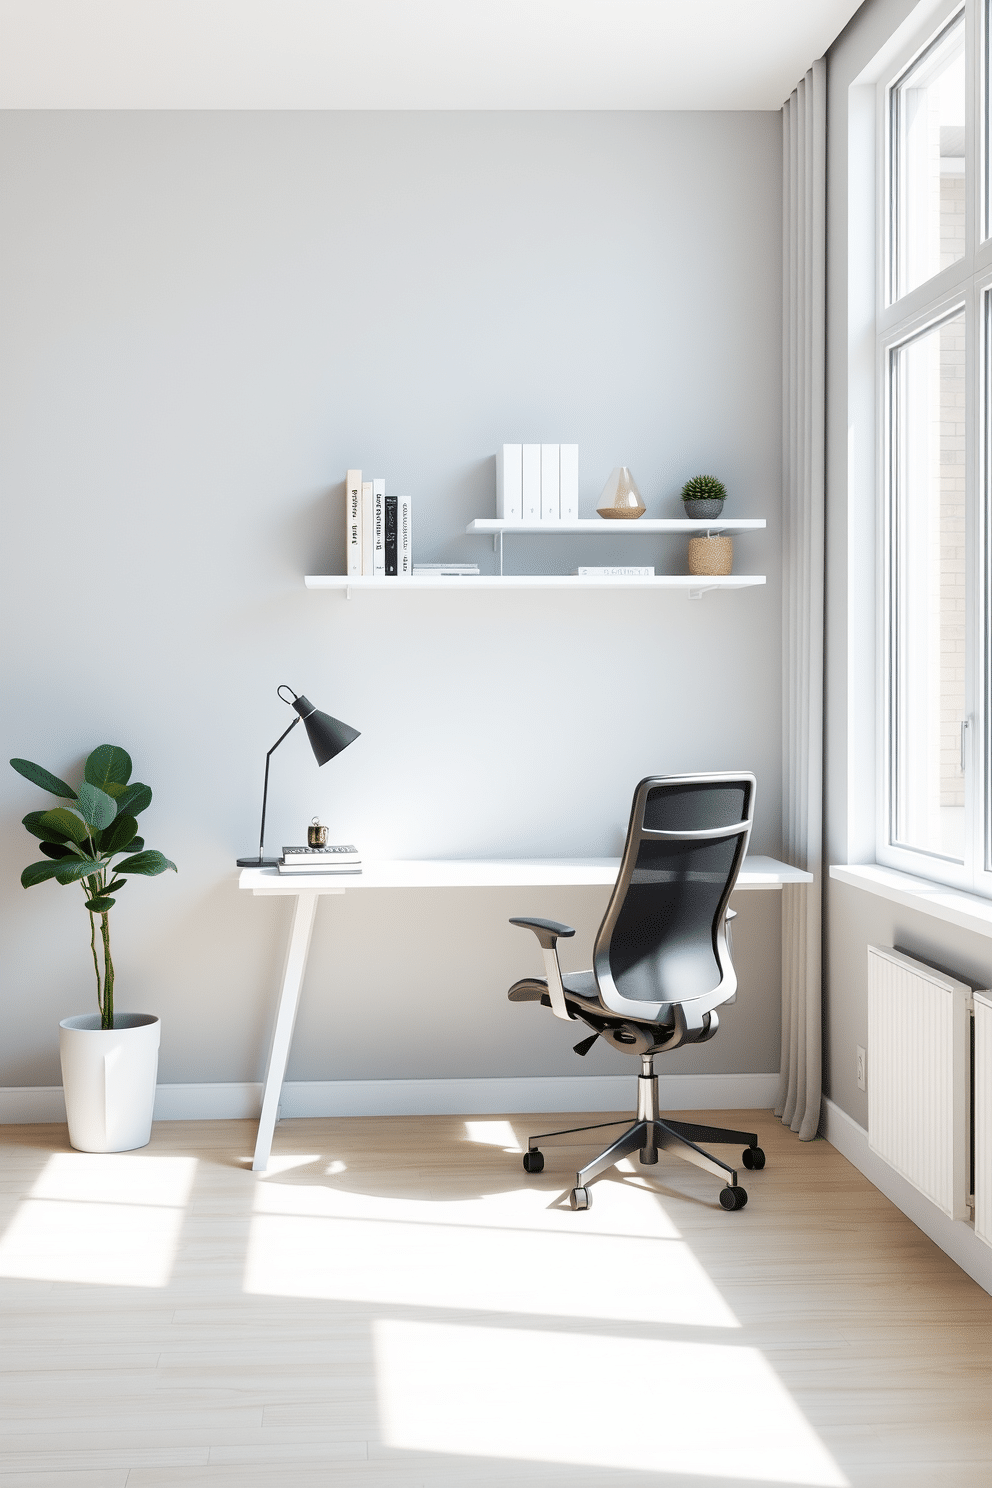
[236,856,281,868]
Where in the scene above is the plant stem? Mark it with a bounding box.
[87,906,102,1019]
[100,913,114,1030]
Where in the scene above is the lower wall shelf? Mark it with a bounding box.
[305,575,767,597]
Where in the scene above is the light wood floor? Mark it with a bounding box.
[1,1109,991,1487]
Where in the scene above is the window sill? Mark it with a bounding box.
[829,863,992,940]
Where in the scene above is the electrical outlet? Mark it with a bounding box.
[856,1045,866,1092]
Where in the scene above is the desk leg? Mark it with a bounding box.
[252,890,319,1172]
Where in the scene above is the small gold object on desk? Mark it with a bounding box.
[308,817,328,848]
[688,534,733,576]
[596,466,645,519]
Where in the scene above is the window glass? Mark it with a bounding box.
[890,309,967,860]
[892,16,966,299]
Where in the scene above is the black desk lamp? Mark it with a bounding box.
[237,685,360,867]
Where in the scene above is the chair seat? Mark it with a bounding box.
[508,970,599,1005]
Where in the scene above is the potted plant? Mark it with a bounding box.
[10,745,176,1153]
[681,474,727,518]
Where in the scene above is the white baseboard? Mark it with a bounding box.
[0,1071,779,1126]
[821,1096,992,1298]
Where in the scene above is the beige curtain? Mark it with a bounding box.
[778,59,826,1142]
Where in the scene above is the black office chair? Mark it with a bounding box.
[508,772,764,1211]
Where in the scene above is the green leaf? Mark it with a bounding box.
[116,850,177,877]
[111,782,152,818]
[84,896,115,912]
[97,814,138,854]
[10,758,76,799]
[39,807,90,844]
[84,745,132,791]
[39,841,74,860]
[52,857,104,885]
[22,810,70,842]
[21,859,67,888]
[75,781,118,831]
[105,877,127,894]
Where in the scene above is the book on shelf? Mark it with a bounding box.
[559,445,579,521]
[384,495,398,576]
[541,443,560,522]
[279,845,362,875]
[496,445,522,521]
[522,444,541,521]
[346,469,362,577]
[575,566,654,577]
[413,563,480,576]
[372,479,386,576]
[398,495,412,576]
[361,481,374,575]
[497,444,578,523]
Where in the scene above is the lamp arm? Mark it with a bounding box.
[256,716,301,861]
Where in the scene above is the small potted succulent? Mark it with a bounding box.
[10,745,176,1153]
[681,474,727,519]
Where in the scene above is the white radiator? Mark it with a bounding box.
[867,945,971,1220]
[975,993,992,1250]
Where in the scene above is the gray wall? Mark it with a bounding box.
[0,110,784,1088]
[823,0,992,1123]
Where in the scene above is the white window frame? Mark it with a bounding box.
[875,0,992,897]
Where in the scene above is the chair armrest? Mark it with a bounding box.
[509,917,576,948]
[509,917,576,1021]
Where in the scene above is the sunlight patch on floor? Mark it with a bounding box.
[464,1120,522,1150]
[251,1169,685,1239]
[0,1153,196,1287]
[374,1319,849,1485]
[247,1153,324,1176]
[244,1198,737,1327]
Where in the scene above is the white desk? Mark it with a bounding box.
[239,855,812,1171]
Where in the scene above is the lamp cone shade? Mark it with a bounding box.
[291,695,360,766]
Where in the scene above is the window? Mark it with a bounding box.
[878,0,992,895]
[889,12,966,301]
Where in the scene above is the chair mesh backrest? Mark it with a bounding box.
[594,777,754,1005]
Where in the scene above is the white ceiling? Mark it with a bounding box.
[0,0,863,110]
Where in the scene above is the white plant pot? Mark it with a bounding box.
[59,1013,160,1153]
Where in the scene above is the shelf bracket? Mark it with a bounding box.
[345,585,352,601]
[688,586,717,601]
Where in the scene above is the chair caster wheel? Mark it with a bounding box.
[719,1185,748,1211]
[570,1186,592,1210]
[742,1146,765,1170]
[522,1150,544,1174]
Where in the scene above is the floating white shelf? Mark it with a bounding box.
[305,574,766,596]
[465,518,767,535]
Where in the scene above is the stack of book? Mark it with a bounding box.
[496,444,579,522]
[278,845,362,875]
[412,563,480,578]
[346,470,412,578]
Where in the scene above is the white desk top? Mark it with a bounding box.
[239,855,811,895]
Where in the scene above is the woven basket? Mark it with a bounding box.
[687,534,733,576]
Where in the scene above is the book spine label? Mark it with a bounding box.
[346,469,362,576]
[559,445,578,522]
[541,444,560,522]
[361,482,374,575]
[384,495,398,576]
[398,496,412,576]
[496,445,522,520]
[522,444,541,522]
[372,479,386,576]
[576,566,654,576]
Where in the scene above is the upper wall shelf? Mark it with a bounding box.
[465,518,767,535]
